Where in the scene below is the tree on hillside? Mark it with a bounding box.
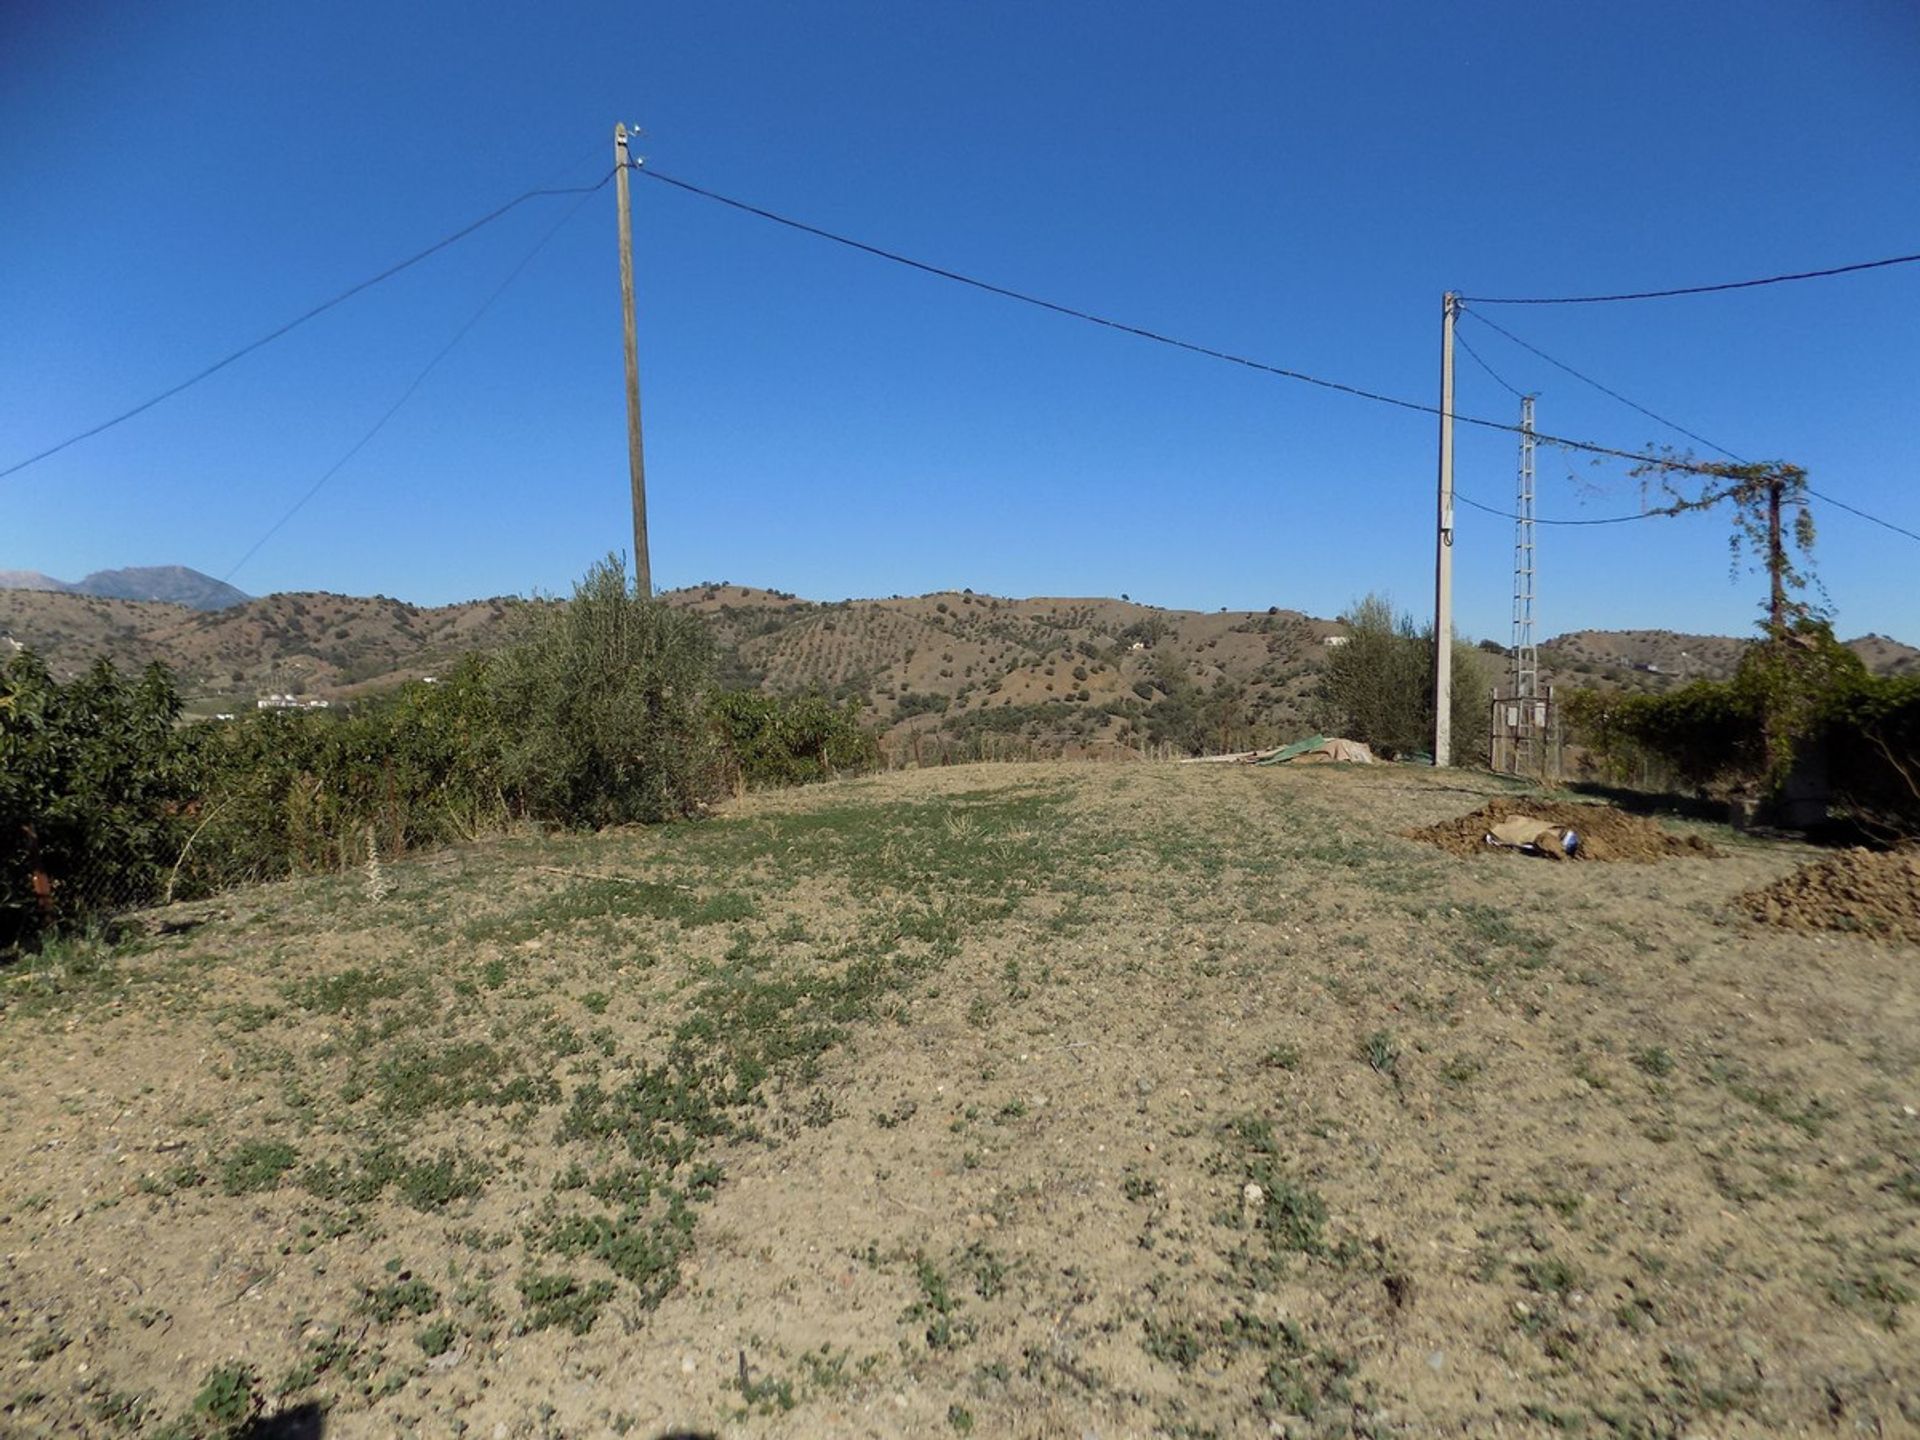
[1317,593,1488,763]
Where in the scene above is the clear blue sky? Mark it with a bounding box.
[5,1,1917,643]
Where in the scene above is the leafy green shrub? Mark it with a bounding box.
[1315,594,1489,763]
[181,658,510,887]
[0,655,195,948]
[489,557,719,827]
[709,692,878,788]
[894,691,950,718]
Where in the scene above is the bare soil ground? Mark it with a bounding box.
[1404,798,1724,863]
[1740,847,1920,947]
[2,762,1916,1438]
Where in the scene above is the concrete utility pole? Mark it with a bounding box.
[1432,291,1458,767]
[614,123,652,597]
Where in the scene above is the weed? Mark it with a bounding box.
[907,1254,970,1349]
[1439,1054,1483,1087]
[190,1365,259,1428]
[415,1320,456,1358]
[363,1277,438,1324]
[1142,1316,1205,1368]
[1826,1265,1914,1329]
[1519,1256,1580,1295]
[518,1271,616,1334]
[1632,1046,1675,1077]
[1362,1029,1400,1079]
[218,1140,298,1195]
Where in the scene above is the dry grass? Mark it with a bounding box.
[1,761,1916,1437]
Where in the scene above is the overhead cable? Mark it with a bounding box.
[1460,309,1739,461]
[1453,327,1528,400]
[1463,310,1920,545]
[636,166,1732,479]
[1806,486,1920,545]
[1,168,620,481]
[1459,249,1920,305]
[1454,490,1711,528]
[221,184,601,581]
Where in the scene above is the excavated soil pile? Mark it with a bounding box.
[1739,847,1920,944]
[1408,796,1723,862]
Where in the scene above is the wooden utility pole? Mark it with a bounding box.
[1432,291,1458,767]
[1766,474,1786,638]
[614,123,652,596]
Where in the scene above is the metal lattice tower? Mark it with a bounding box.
[1511,395,1538,700]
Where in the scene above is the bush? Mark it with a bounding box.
[1,557,892,954]
[0,655,194,948]
[1318,594,1488,763]
[180,658,511,887]
[710,692,879,789]
[489,556,720,827]
[1566,623,1919,836]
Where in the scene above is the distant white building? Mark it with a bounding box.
[256,693,331,711]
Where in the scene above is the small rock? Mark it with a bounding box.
[1427,1350,1446,1372]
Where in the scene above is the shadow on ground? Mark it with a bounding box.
[240,1406,326,1439]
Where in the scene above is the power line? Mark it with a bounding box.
[1806,486,1920,545]
[1453,326,1527,400]
[1462,310,1920,545]
[1459,249,1920,305]
[1454,490,1709,527]
[1,167,619,482]
[222,184,601,582]
[636,166,1733,479]
[1460,309,1740,461]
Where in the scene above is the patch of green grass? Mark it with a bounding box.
[189,1365,259,1429]
[1826,1265,1914,1329]
[362,1277,438,1325]
[1362,1029,1400,1080]
[218,1139,298,1195]
[285,968,416,1015]
[907,1254,971,1350]
[1142,1316,1205,1368]
[1439,1054,1483,1087]
[1631,1046,1675,1077]
[1519,1256,1581,1295]
[518,1271,615,1334]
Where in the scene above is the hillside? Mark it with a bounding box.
[0,589,526,711]
[1,581,1913,742]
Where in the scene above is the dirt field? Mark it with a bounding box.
[2,762,1916,1438]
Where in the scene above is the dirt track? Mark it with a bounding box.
[2,762,1916,1437]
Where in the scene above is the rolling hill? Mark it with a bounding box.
[1,581,1913,744]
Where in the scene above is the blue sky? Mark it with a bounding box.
[4,1,1917,643]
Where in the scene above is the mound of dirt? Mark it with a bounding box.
[1407,797,1723,862]
[1739,847,1920,944]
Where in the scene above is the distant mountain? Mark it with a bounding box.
[0,570,69,594]
[0,565,248,611]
